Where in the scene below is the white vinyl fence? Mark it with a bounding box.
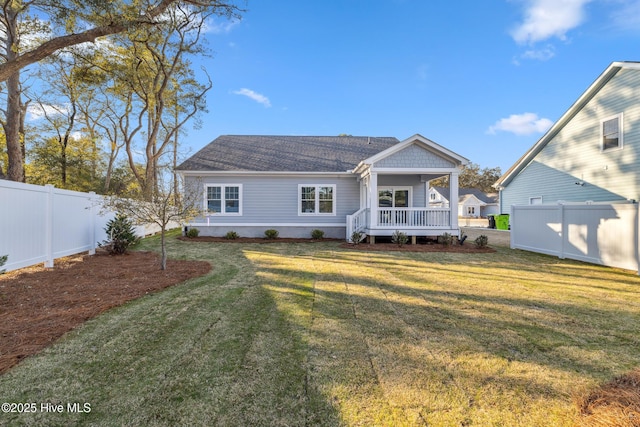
[0,180,174,273]
[511,202,640,273]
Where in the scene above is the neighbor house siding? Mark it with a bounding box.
[186,174,360,225]
[501,68,640,212]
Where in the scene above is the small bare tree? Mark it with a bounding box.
[102,175,200,270]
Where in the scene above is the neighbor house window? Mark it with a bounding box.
[299,185,336,215]
[205,184,242,215]
[601,113,623,151]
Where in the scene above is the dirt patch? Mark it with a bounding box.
[0,251,210,375]
[177,236,343,244]
[340,242,496,253]
[575,369,640,427]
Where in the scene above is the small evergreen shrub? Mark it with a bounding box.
[264,229,279,240]
[391,230,408,247]
[185,228,200,238]
[439,232,453,246]
[0,254,7,274]
[474,234,489,248]
[350,231,363,245]
[311,229,325,240]
[225,231,239,240]
[100,213,139,255]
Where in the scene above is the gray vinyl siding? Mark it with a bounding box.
[378,175,428,207]
[502,68,640,212]
[186,174,360,225]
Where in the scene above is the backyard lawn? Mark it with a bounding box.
[1,232,639,426]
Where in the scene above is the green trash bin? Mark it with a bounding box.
[495,214,510,230]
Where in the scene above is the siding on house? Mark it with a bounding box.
[377,174,428,207]
[500,66,640,211]
[186,174,360,226]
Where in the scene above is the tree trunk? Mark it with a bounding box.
[160,228,167,270]
[4,7,25,182]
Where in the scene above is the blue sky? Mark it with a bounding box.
[188,0,640,172]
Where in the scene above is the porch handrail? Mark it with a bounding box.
[346,207,369,242]
[376,207,450,228]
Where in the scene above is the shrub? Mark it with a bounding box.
[225,231,239,240]
[391,230,408,247]
[100,213,140,255]
[439,232,453,246]
[264,229,279,240]
[0,254,7,274]
[185,228,200,238]
[474,234,489,248]
[311,229,324,240]
[351,231,363,245]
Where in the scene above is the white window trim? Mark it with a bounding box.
[600,113,624,152]
[529,196,543,205]
[298,184,337,216]
[204,184,243,216]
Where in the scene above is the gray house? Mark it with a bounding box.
[177,134,469,241]
[495,61,640,210]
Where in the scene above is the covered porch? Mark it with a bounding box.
[346,134,468,243]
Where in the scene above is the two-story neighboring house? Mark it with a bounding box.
[495,61,640,210]
[494,61,640,272]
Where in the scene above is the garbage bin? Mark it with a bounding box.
[487,215,496,229]
[495,214,510,230]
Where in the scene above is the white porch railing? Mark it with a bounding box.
[376,208,450,228]
[346,207,368,242]
[346,207,452,240]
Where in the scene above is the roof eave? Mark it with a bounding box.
[495,61,635,189]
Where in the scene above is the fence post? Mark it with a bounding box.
[89,192,97,256]
[44,184,54,268]
[637,203,640,275]
[559,203,566,259]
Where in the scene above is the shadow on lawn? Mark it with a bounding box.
[245,243,640,425]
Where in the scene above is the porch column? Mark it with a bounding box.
[370,172,378,229]
[450,171,459,232]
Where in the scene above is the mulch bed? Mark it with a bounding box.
[0,251,210,374]
[179,236,496,253]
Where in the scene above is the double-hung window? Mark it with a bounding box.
[601,113,623,151]
[299,185,336,215]
[205,184,242,215]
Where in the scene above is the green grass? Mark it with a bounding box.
[1,232,639,426]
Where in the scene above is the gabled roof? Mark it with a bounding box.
[355,134,468,172]
[176,135,400,173]
[495,61,640,189]
[431,186,498,204]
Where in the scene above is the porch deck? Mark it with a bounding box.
[346,207,459,242]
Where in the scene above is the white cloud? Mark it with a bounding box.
[511,0,592,44]
[487,112,553,135]
[204,18,240,34]
[233,88,272,107]
[26,103,71,121]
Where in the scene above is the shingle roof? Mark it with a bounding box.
[432,186,498,204]
[176,135,400,172]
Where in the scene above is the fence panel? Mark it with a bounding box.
[511,203,639,273]
[0,180,177,273]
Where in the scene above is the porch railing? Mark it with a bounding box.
[347,207,452,240]
[346,207,369,242]
[376,208,450,228]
